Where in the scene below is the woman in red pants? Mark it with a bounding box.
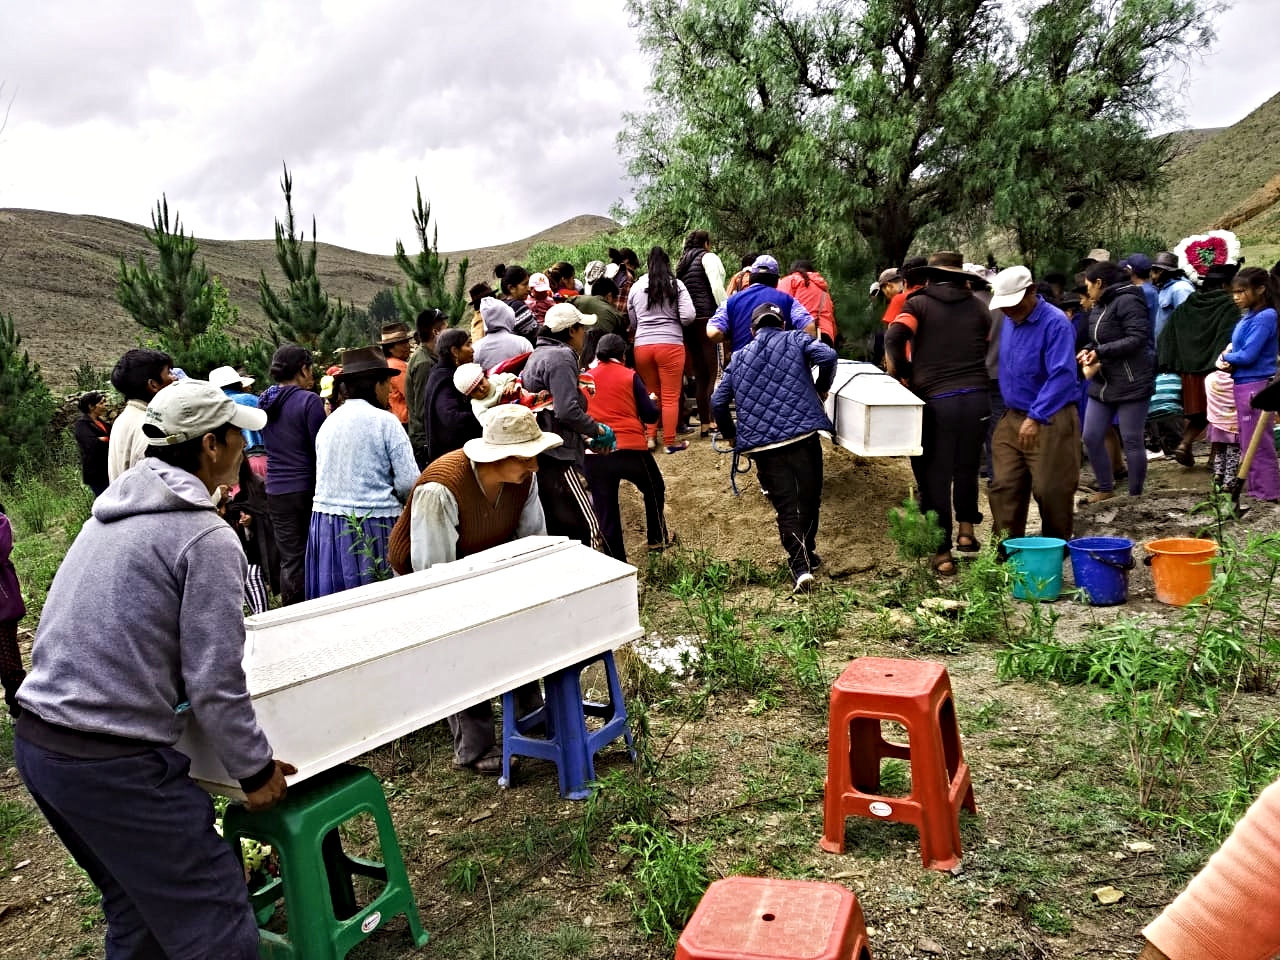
[627,246,696,453]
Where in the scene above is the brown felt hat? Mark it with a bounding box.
[335,346,401,380]
[378,322,413,346]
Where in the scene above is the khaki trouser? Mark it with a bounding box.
[988,405,1080,542]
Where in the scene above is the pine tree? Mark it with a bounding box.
[392,179,470,327]
[0,312,55,479]
[259,165,344,355]
[116,196,215,346]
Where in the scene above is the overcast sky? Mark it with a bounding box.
[0,0,1272,255]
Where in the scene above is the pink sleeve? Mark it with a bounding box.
[1144,778,1280,960]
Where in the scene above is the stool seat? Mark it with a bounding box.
[676,877,872,960]
[222,764,428,959]
[501,650,635,799]
[821,657,976,871]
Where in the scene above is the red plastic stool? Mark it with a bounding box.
[820,657,976,871]
[676,877,871,960]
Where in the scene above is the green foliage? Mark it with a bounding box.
[259,165,346,357]
[525,229,666,277]
[887,497,944,562]
[116,196,215,345]
[0,312,55,480]
[392,179,470,327]
[622,0,1220,272]
[368,288,399,326]
[331,304,378,353]
[446,857,482,894]
[610,822,711,945]
[72,362,110,394]
[997,533,1280,838]
[143,277,271,381]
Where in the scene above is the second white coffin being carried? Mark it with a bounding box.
[176,536,641,795]
[821,360,924,457]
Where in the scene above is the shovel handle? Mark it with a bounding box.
[1237,410,1276,483]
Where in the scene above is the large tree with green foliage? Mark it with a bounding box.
[393,180,470,327]
[621,0,1218,268]
[259,165,345,354]
[116,196,215,345]
[0,312,54,479]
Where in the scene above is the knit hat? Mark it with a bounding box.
[453,362,486,396]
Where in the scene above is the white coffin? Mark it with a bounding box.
[176,537,641,796]
[822,360,924,457]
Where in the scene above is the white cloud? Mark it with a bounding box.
[0,0,1270,254]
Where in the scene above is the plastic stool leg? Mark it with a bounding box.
[544,668,593,800]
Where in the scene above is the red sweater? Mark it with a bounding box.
[586,360,659,451]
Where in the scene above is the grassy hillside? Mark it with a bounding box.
[1146,91,1280,248]
[0,209,618,387]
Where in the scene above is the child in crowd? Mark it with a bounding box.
[525,273,556,323]
[0,502,25,716]
[218,461,273,615]
[453,363,551,422]
[1205,369,1240,494]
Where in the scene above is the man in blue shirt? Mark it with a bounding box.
[1151,251,1195,342]
[986,266,1081,542]
[1120,254,1160,342]
[209,366,266,477]
[707,255,815,358]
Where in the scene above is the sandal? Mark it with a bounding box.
[454,748,505,776]
[931,554,958,576]
[1079,490,1116,506]
[955,535,981,553]
[1173,444,1195,467]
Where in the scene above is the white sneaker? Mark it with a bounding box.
[793,572,815,594]
[1146,450,1166,461]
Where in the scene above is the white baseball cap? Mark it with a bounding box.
[988,266,1036,311]
[143,379,267,445]
[542,302,595,334]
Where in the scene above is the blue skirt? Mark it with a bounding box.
[304,512,396,601]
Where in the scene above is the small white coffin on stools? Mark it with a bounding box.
[822,360,924,457]
[176,536,641,796]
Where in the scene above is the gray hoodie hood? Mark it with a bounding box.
[480,296,517,335]
[93,458,217,524]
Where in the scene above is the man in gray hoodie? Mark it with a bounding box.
[15,379,293,960]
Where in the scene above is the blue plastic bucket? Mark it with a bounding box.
[1067,537,1134,606]
[1003,537,1067,601]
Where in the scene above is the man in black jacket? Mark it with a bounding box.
[676,230,729,437]
[521,303,615,549]
[422,328,481,464]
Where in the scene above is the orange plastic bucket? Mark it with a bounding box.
[1143,538,1218,606]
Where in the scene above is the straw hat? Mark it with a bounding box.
[462,405,562,463]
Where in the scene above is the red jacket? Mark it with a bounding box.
[779,271,836,343]
[586,360,658,452]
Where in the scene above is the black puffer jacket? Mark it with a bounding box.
[1087,282,1155,404]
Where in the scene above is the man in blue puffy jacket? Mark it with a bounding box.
[712,302,838,592]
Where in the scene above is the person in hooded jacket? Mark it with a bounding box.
[423,328,483,464]
[884,252,992,574]
[474,297,532,371]
[1077,261,1157,502]
[258,344,326,606]
[779,259,838,347]
[0,502,25,716]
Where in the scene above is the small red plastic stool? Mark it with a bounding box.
[821,657,976,871]
[676,877,871,960]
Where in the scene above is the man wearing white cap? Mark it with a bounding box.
[986,266,1081,542]
[387,404,560,773]
[15,379,293,959]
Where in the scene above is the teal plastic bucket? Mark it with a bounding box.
[1067,537,1134,606]
[1003,537,1067,601]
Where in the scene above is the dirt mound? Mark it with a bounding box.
[613,436,915,575]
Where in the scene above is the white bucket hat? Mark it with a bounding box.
[462,405,562,463]
[208,365,254,390]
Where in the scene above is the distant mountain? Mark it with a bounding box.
[0,210,618,386]
[1146,91,1280,250]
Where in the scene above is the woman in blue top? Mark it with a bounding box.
[306,347,420,598]
[1218,267,1280,502]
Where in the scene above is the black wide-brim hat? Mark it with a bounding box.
[906,250,989,289]
[335,346,401,380]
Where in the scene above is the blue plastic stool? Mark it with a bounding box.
[500,650,635,799]
[221,764,429,959]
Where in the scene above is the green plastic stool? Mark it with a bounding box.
[222,764,429,960]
